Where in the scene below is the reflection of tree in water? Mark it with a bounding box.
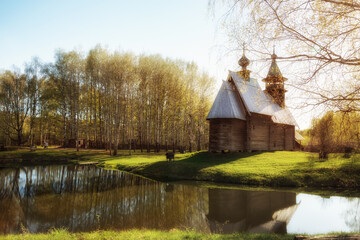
[0,165,209,234]
[0,166,310,235]
[344,198,360,232]
[0,168,22,234]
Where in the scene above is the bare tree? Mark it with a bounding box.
[211,0,360,112]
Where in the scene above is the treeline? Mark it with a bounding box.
[0,46,214,154]
[304,111,360,153]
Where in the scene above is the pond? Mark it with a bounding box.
[0,165,359,235]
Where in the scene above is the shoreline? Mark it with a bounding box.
[101,165,360,198]
[2,229,360,240]
[1,229,360,240]
[99,151,360,190]
[1,149,360,195]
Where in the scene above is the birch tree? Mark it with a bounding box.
[0,71,30,145]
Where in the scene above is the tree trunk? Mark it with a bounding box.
[63,108,67,147]
[94,84,97,148]
[17,129,22,146]
[197,127,201,151]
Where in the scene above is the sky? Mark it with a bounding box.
[0,0,312,129]
[0,0,227,75]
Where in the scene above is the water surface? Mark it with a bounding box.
[0,165,358,234]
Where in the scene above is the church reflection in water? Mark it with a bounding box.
[0,165,297,234]
[207,189,297,234]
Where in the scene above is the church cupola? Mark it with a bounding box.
[263,49,287,108]
[238,45,251,80]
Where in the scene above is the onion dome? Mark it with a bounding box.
[238,49,250,70]
[237,44,251,80]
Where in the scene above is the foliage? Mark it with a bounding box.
[0,71,31,145]
[308,111,334,153]
[0,46,214,154]
[306,111,360,152]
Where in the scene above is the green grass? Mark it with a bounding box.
[0,148,106,166]
[100,151,360,189]
[0,228,295,240]
[2,148,360,189]
[0,148,142,166]
[2,229,360,240]
[0,148,167,162]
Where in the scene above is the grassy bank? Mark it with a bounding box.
[100,151,360,189]
[2,229,360,240]
[2,229,292,240]
[1,148,360,189]
[0,148,109,166]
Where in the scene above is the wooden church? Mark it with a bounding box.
[207,49,299,152]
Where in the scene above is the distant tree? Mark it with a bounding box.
[0,47,214,151]
[45,51,70,147]
[0,71,31,145]
[309,111,334,158]
[85,46,108,148]
[24,57,43,146]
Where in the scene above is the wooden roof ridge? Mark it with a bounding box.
[207,70,298,127]
[227,71,251,117]
[206,80,246,120]
[228,71,298,127]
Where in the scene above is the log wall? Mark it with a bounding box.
[248,114,271,151]
[209,114,295,152]
[209,119,246,152]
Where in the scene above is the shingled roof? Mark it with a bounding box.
[206,80,246,120]
[207,71,298,127]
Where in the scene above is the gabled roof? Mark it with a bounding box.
[207,71,298,127]
[206,80,246,120]
[295,131,305,141]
